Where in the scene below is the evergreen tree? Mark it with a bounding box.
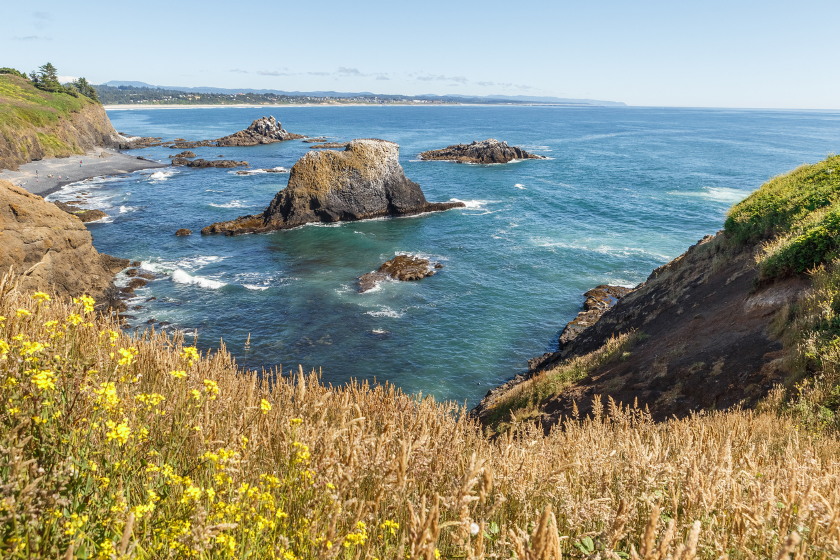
[72,77,100,103]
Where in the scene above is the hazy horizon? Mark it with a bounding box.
[4,0,839,110]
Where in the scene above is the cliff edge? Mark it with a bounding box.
[475,155,840,431]
[0,74,121,171]
[203,139,464,235]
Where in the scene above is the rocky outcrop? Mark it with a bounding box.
[169,151,196,159]
[172,158,248,168]
[52,201,108,223]
[358,255,438,293]
[202,139,465,236]
[170,117,305,150]
[0,180,128,306]
[0,75,123,171]
[119,136,165,150]
[419,139,546,164]
[175,228,192,236]
[310,142,349,150]
[217,116,305,146]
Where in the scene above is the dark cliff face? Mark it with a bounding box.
[202,139,464,235]
[474,233,806,427]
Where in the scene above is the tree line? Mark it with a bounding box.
[0,63,99,103]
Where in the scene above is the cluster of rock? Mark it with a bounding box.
[119,136,165,150]
[310,142,349,150]
[172,158,248,169]
[168,117,305,149]
[52,200,108,223]
[202,139,464,236]
[169,150,196,159]
[0,179,127,308]
[357,255,443,293]
[419,139,546,164]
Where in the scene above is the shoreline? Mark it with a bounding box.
[103,102,601,111]
[0,148,166,197]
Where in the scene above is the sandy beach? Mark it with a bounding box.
[0,148,166,197]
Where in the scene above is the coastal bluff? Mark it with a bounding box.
[202,139,464,235]
[419,138,545,164]
[0,179,127,306]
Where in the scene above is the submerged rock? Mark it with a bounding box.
[52,200,108,223]
[358,255,437,293]
[202,139,465,236]
[172,158,248,168]
[419,138,546,164]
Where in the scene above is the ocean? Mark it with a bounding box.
[47,105,840,406]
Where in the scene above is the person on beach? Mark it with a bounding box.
[80,160,82,167]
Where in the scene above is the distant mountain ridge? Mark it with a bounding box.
[100,81,626,106]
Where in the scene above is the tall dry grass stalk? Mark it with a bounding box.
[1,277,839,558]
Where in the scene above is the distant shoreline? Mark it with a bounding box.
[103,102,605,111]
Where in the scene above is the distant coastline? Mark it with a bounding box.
[103,102,616,110]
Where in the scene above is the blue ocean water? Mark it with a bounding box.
[49,106,840,405]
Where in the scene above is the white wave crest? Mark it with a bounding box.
[514,183,526,189]
[209,200,250,209]
[365,306,403,318]
[450,198,495,209]
[149,170,177,182]
[171,269,225,289]
[667,187,747,204]
[119,205,136,213]
[243,284,270,291]
[233,167,289,175]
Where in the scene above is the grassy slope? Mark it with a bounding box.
[485,155,840,434]
[0,74,98,169]
[1,282,839,559]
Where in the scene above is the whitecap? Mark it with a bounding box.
[233,167,289,175]
[514,183,526,189]
[171,269,226,289]
[119,205,136,213]
[449,198,496,209]
[243,284,270,291]
[667,187,747,204]
[371,329,388,334]
[209,200,251,209]
[149,170,177,182]
[365,306,403,318]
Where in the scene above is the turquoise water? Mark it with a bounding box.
[49,106,840,405]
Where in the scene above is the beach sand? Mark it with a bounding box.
[0,148,166,196]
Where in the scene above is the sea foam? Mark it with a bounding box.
[171,269,226,290]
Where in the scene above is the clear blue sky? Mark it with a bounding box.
[3,0,838,108]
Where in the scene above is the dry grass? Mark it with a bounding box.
[1,277,840,559]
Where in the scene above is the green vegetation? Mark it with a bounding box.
[0,68,28,80]
[0,72,103,169]
[725,155,840,277]
[1,282,839,559]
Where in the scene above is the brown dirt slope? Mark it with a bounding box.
[0,75,121,171]
[0,179,127,304]
[477,232,808,428]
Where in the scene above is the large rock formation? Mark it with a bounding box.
[419,139,546,164]
[0,180,128,305]
[217,116,305,146]
[52,200,108,223]
[202,139,465,235]
[169,117,305,149]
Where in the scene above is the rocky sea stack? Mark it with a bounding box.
[419,138,546,164]
[202,139,465,235]
[357,255,438,293]
[170,116,305,149]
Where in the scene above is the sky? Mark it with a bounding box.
[2,0,838,109]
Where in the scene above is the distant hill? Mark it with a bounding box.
[99,81,625,107]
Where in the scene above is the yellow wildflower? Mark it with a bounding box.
[31,370,55,392]
[0,340,9,360]
[260,399,271,414]
[32,291,51,303]
[66,313,82,326]
[170,369,187,379]
[290,418,303,425]
[93,382,119,410]
[16,309,30,318]
[117,347,138,366]
[105,419,131,446]
[381,520,399,536]
[181,346,200,366]
[204,379,219,400]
